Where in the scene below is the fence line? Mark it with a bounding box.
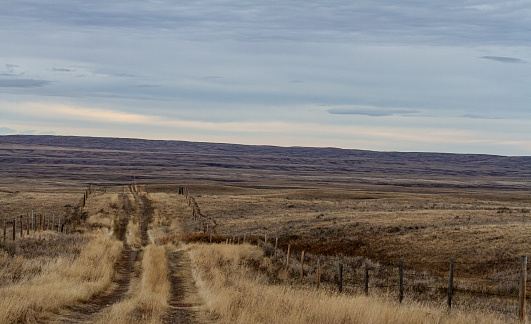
[1,186,94,243]
[208,232,531,323]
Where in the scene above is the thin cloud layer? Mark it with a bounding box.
[0,79,52,88]
[328,107,419,117]
[0,1,530,155]
[481,56,525,63]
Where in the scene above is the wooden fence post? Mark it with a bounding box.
[364,262,369,295]
[286,244,291,268]
[317,257,321,289]
[31,210,34,234]
[519,255,527,324]
[13,217,16,241]
[264,233,268,246]
[26,215,29,235]
[300,251,305,280]
[21,216,24,237]
[399,258,404,303]
[448,257,455,309]
[274,237,278,257]
[338,263,343,293]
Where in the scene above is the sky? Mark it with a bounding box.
[1,1,530,156]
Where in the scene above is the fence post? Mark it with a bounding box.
[399,258,404,303]
[286,244,291,268]
[3,219,6,242]
[338,263,343,293]
[300,251,305,280]
[365,262,369,295]
[448,257,455,310]
[317,257,321,289]
[519,255,527,324]
[13,217,15,241]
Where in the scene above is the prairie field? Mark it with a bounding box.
[1,135,530,323]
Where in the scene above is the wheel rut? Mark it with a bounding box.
[163,250,207,324]
[40,192,137,323]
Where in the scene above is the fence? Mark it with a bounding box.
[1,186,95,243]
[207,233,529,322]
[179,187,531,322]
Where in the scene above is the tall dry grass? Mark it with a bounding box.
[95,244,170,324]
[0,233,122,323]
[188,243,509,324]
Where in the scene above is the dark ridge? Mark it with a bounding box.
[0,135,530,190]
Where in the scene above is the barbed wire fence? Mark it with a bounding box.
[180,186,529,322]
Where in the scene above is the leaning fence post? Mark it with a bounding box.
[286,244,291,268]
[364,262,369,295]
[448,257,455,309]
[338,263,343,293]
[399,258,404,303]
[519,255,527,323]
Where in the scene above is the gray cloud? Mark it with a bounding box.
[0,1,530,155]
[0,127,16,134]
[0,79,52,88]
[328,108,418,117]
[51,67,73,72]
[0,64,23,77]
[461,114,502,120]
[481,56,525,63]
[2,1,531,45]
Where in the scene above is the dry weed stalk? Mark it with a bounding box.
[188,243,508,324]
[0,234,122,323]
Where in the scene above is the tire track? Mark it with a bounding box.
[41,192,136,324]
[163,250,206,324]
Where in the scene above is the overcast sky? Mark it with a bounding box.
[1,1,530,156]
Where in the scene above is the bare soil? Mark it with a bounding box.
[163,250,208,324]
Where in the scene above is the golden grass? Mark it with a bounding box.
[95,244,170,324]
[0,233,122,323]
[188,243,509,324]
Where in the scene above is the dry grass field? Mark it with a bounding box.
[1,135,530,323]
